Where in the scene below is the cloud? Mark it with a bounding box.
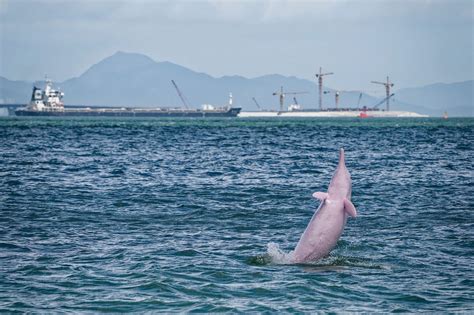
[2,0,471,26]
[1,0,472,87]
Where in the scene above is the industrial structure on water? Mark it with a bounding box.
[242,68,426,118]
[8,68,426,118]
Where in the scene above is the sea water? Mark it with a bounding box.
[0,117,473,312]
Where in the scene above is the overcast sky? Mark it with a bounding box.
[0,0,472,91]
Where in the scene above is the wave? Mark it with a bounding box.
[247,242,388,271]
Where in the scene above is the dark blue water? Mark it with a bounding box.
[1,117,473,312]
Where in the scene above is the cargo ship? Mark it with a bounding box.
[15,79,241,117]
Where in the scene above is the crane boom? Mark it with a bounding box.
[286,91,308,95]
[252,97,261,110]
[373,93,395,109]
[357,93,363,107]
[171,80,190,109]
[371,76,394,111]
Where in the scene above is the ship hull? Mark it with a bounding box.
[15,107,241,118]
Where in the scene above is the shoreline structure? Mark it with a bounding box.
[239,110,428,118]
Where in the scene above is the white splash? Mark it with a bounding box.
[266,242,294,265]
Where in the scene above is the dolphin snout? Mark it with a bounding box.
[339,148,345,165]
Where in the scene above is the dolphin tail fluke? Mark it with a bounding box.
[312,191,328,201]
[343,198,357,218]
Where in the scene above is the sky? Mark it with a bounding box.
[0,0,472,92]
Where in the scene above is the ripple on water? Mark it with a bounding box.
[0,117,473,312]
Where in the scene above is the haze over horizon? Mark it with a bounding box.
[1,0,473,92]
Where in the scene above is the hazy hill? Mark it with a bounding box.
[0,52,377,110]
[1,51,472,116]
[393,81,473,117]
[60,51,377,110]
[0,77,32,104]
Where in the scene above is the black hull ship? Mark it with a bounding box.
[15,107,241,117]
[15,80,241,118]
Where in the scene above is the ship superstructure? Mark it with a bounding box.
[27,79,64,112]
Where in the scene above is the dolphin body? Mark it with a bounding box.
[292,148,357,263]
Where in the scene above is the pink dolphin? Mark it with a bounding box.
[292,148,357,263]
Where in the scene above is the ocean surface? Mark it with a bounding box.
[0,117,473,312]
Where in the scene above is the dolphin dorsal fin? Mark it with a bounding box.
[312,192,328,202]
[343,198,357,218]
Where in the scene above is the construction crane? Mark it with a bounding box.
[371,76,394,111]
[357,93,363,108]
[323,90,340,109]
[272,86,308,112]
[372,93,395,109]
[171,80,190,109]
[315,67,334,110]
[252,97,261,110]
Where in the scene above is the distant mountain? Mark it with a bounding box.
[0,52,377,110]
[0,77,32,104]
[59,51,377,110]
[393,81,473,117]
[1,51,472,116]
